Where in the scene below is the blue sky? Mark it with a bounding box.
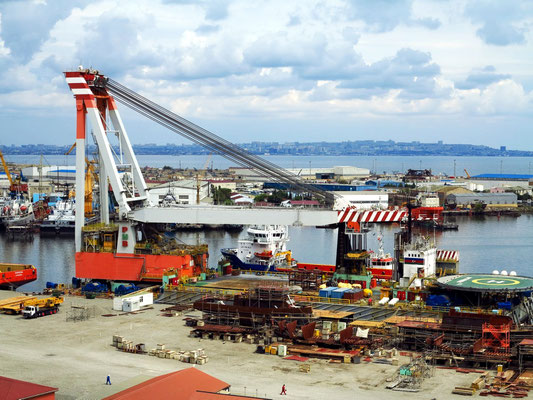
[0,0,532,149]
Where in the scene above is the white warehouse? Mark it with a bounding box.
[147,180,210,205]
[333,191,389,210]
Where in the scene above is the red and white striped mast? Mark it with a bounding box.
[64,67,148,252]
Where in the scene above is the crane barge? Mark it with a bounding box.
[64,68,407,284]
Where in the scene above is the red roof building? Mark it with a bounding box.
[103,368,269,400]
[0,376,58,400]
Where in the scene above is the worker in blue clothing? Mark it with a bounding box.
[106,375,112,385]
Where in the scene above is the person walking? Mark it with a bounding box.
[280,384,287,395]
[106,375,112,385]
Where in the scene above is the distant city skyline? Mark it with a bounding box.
[0,1,532,149]
[2,139,532,157]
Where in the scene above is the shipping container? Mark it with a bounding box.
[319,287,336,298]
[331,287,350,299]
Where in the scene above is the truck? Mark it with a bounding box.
[22,304,59,318]
[21,296,64,319]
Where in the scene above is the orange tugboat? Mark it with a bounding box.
[0,263,37,289]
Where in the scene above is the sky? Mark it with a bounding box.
[0,0,532,150]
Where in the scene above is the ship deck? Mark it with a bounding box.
[195,275,288,291]
[437,274,533,293]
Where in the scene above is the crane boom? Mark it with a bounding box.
[0,150,13,185]
[65,143,76,155]
[105,78,335,206]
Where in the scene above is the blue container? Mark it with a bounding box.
[426,294,451,307]
[71,277,82,288]
[46,281,58,289]
[497,301,512,310]
[82,281,108,293]
[331,287,350,299]
[319,287,335,298]
[114,284,139,296]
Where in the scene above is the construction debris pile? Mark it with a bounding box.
[386,357,433,392]
[452,367,532,397]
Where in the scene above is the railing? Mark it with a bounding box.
[238,269,289,277]
[424,305,502,315]
[292,295,351,304]
[166,284,246,297]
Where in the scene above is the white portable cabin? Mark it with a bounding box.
[113,289,154,312]
[123,298,140,312]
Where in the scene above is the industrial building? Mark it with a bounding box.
[102,367,266,399]
[230,165,370,181]
[146,180,210,205]
[446,193,518,208]
[365,179,404,188]
[264,182,376,192]
[0,376,58,400]
[333,191,389,210]
[469,174,533,190]
[208,179,237,191]
[22,165,76,183]
[471,173,533,181]
[434,186,474,206]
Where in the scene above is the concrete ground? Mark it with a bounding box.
[0,291,479,400]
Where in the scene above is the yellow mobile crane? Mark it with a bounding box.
[0,149,13,186]
[65,143,98,217]
[0,149,28,192]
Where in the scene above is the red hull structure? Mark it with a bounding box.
[411,206,443,221]
[367,266,393,280]
[296,263,336,274]
[0,263,37,289]
[75,252,207,282]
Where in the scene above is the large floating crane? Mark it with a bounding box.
[64,68,406,282]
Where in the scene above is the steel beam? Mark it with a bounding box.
[132,206,338,227]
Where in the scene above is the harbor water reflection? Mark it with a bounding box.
[0,214,531,293]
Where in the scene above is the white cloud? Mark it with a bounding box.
[0,0,531,147]
[465,0,532,46]
[0,13,11,57]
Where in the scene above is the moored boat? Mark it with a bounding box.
[221,225,297,272]
[368,234,394,280]
[39,198,76,235]
[0,263,37,289]
[1,197,34,228]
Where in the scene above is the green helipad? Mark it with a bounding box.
[437,274,533,293]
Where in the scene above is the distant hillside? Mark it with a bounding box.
[1,141,532,157]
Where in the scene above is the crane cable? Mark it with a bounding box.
[106,78,335,206]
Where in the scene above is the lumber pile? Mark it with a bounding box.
[111,336,208,364]
[450,369,531,397]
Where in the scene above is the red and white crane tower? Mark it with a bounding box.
[64,67,407,281]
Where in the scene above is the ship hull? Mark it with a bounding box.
[367,267,393,280]
[40,223,75,235]
[0,263,37,289]
[221,249,281,272]
[76,251,207,282]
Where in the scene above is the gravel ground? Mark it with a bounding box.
[0,291,475,399]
